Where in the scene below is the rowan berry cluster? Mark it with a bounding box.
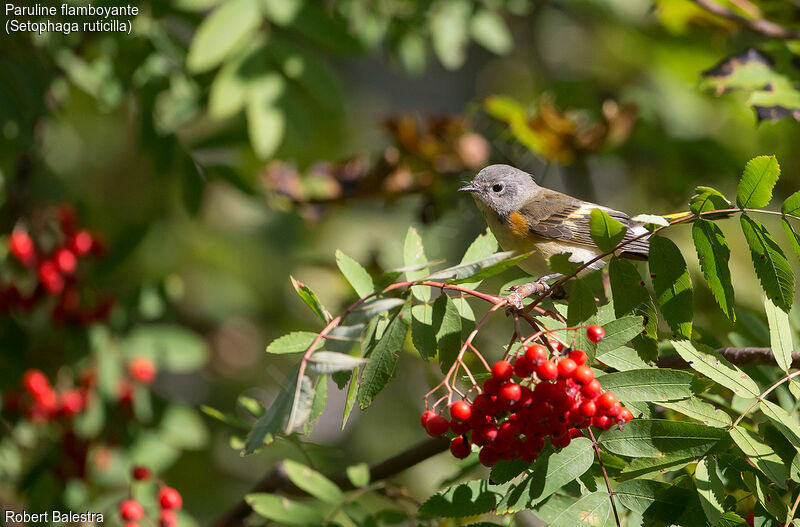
[421,325,633,467]
[2,368,88,422]
[2,204,112,324]
[119,466,182,527]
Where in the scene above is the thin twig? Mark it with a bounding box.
[731,370,800,428]
[786,489,800,527]
[690,0,800,40]
[588,428,621,527]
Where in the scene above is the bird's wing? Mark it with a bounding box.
[514,190,650,257]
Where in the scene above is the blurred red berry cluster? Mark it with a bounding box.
[422,326,633,467]
[2,368,89,422]
[2,204,112,324]
[119,466,182,527]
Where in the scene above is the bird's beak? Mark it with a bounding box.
[458,183,478,193]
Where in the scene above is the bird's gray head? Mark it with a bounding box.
[459,164,540,217]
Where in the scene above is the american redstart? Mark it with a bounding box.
[459,164,655,295]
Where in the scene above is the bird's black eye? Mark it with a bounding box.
[492,183,504,193]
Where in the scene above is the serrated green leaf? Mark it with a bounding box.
[187,0,262,73]
[596,369,693,402]
[411,304,436,360]
[290,275,329,323]
[782,218,800,261]
[618,455,695,481]
[285,374,314,434]
[599,419,725,458]
[595,316,644,355]
[660,398,732,428]
[718,512,749,527]
[595,346,650,371]
[489,459,530,484]
[434,294,462,373]
[730,426,787,488]
[307,352,367,374]
[759,399,800,448]
[548,252,584,276]
[548,491,611,527]
[349,298,405,324]
[458,229,498,289]
[357,302,411,409]
[614,479,701,526]
[246,493,324,525]
[266,331,320,354]
[404,227,430,302]
[336,250,374,298]
[567,278,598,326]
[783,190,800,216]
[304,374,327,435]
[690,186,731,215]
[590,209,627,253]
[737,155,780,209]
[346,463,370,488]
[692,219,736,321]
[741,215,795,313]
[742,470,788,522]
[696,457,725,525]
[283,459,343,505]
[341,366,359,430]
[608,257,658,361]
[244,363,299,454]
[428,250,532,284]
[671,340,759,398]
[765,296,794,372]
[419,480,508,519]
[649,236,693,339]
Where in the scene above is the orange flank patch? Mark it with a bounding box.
[507,211,530,237]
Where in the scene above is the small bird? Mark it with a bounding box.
[459,164,651,304]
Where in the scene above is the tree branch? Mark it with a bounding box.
[656,347,800,369]
[211,437,449,527]
[689,0,800,40]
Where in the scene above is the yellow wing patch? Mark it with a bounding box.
[507,211,530,238]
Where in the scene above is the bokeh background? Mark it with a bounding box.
[1,0,799,524]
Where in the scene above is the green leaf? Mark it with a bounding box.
[659,397,732,428]
[596,369,693,402]
[428,251,532,284]
[470,9,513,55]
[489,459,530,484]
[419,480,508,519]
[341,366,359,430]
[349,298,405,323]
[671,340,760,398]
[599,419,725,458]
[759,400,800,449]
[335,250,374,297]
[261,0,303,25]
[729,426,787,488]
[618,455,695,481]
[567,278,598,326]
[782,190,800,216]
[649,236,693,339]
[247,74,286,159]
[187,0,262,73]
[246,493,324,525]
[160,405,208,450]
[717,512,749,527]
[208,44,255,119]
[266,331,320,354]
[429,0,471,70]
[695,457,725,525]
[548,253,583,276]
[123,324,209,372]
[614,479,700,525]
[595,346,650,372]
[740,214,795,313]
[305,374,327,434]
[244,363,299,454]
[411,304,436,360]
[433,294,462,373]
[589,209,627,253]
[458,229,499,289]
[692,219,736,321]
[690,186,731,215]
[357,302,411,409]
[404,227,430,302]
[547,491,611,527]
[497,438,594,512]
[737,155,781,209]
[595,316,644,355]
[608,257,658,361]
[285,374,314,434]
[765,296,794,372]
[290,275,329,323]
[346,463,370,488]
[307,352,367,374]
[283,459,344,505]
[782,218,800,261]
[742,471,788,522]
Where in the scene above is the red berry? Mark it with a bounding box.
[451,419,469,435]
[573,365,595,385]
[524,344,548,364]
[536,360,558,380]
[550,430,571,448]
[132,466,151,480]
[557,358,577,378]
[478,424,498,443]
[498,383,522,404]
[22,369,50,397]
[450,400,472,421]
[160,509,178,527]
[568,350,587,365]
[467,412,490,429]
[128,357,157,384]
[586,325,605,343]
[38,261,64,294]
[119,500,144,521]
[472,394,493,414]
[618,407,633,423]
[482,377,500,395]
[592,415,612,430]
[125,523,140,527]
[478,446,499,467]
[425,414,450,437]
[513,355,534,378]
[158,487,183,510]
[9,231,35,264]
[580,400,597,417]
[498,421,521,442]
[55,248,77,274]
[581,379,603,398]
[491,360,513,382]
[548,339,565,352]
[420,410,436,428]
[71,230,94,256]
[746,511,754,526]
[606,402,622,417]
[58,389,84,416]
[596,392,618,411]
[118,379,134,403]
[449,437,471,459]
